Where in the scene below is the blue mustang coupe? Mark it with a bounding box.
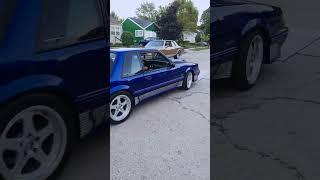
[211,0,288,89]
[0,0,108,179]
[110,48,200,124]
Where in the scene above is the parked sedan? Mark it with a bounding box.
[110,48,200,124]
[145,40,184,59]
[211,0,288,89]
[138,37,160,47]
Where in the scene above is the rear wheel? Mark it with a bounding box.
[174,50,182,59]
[109,92,133,124]
[0,94,75,180]
[232,31,264,90]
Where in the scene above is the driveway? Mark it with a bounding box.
[111,50,210,180]
[212,1,320,180]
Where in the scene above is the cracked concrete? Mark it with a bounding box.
[213,1,320,179]
[111,50,210,180]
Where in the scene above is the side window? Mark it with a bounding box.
[140,51,170,70]
[165,41,173,47]
[65,0,104,44]
[123,53,143,77]
[37,0,104,52]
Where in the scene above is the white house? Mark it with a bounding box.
[182,30,201,43]
[110,16,122,44]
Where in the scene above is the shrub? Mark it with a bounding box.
[195,33,201,43]
[121,32,134,47]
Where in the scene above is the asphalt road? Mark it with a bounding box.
[111,49,210,180]
[212,1,320,180]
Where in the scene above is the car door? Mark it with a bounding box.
[139,51,172,99]
[120,52,146,97]
[161,41,174,57]
[211,0,242,63]
[35,0,107,112]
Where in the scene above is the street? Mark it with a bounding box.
[212,1,320,180]
[111,49,210,180]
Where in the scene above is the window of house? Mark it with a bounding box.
[135,30,143,37]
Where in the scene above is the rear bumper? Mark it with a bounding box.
[269,27,289,62]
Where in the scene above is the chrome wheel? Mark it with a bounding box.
[246,34,264,84]
[0,106,67,180]
[110,95,132,122]
[187,72,193,89]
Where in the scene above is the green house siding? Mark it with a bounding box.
[122,19,159,43]
[122,19,143,42]
[145,23,159,32]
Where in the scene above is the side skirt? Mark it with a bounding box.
[135,81,183,105]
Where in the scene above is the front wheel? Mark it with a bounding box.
[0,94,75,180]
[109,92,133,124]
[232,31,264,90]
[181,71,193,90]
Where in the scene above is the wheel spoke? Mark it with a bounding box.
[12,152,29,175]
[37,124,54,143]
[33,148,48,164]
[0,138,21,151]
[110,104,117,110]
[23,112,36,136]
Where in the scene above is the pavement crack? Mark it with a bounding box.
[169,97,209,120]
[260,96,320,106]
[297,53,320,58]
[212,120,307,180]
[173,91,209,100]
[281,35,320,62]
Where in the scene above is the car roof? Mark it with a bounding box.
[110,48,158,53]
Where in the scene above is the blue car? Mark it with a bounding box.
[110,48,200,124]
[0,0,108,179]
[211,0,288,89]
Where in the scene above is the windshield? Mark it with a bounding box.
[145,40,164,47]
[110,52,116,75]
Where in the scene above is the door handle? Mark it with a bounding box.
[145,76,152,80]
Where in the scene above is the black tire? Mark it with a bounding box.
[109,91,134,125]
[174,50,182,59]
[0,93,76,180]
[181,71,193,90]
[232,31,264,90]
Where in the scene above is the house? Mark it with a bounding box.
[122,17,160,42]
[110,16,122,44]
[182,30,201,43]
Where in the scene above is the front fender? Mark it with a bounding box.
[241,18,267,36]
[110,84,131,96]
[0,75,64,103]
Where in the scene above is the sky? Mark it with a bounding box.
[110,0,210,25]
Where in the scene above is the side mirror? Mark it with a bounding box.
[168,62,175,68]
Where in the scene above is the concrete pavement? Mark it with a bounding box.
[212,1,320,180]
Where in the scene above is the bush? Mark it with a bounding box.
[121,32,134,47]
[195,33,201,43]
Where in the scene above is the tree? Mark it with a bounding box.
[199,8,210,35]
[156,1,183,40]
[136,2,158,22]
[111,11,122,22]
[121,32,134,47]
[176,0,198,32]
